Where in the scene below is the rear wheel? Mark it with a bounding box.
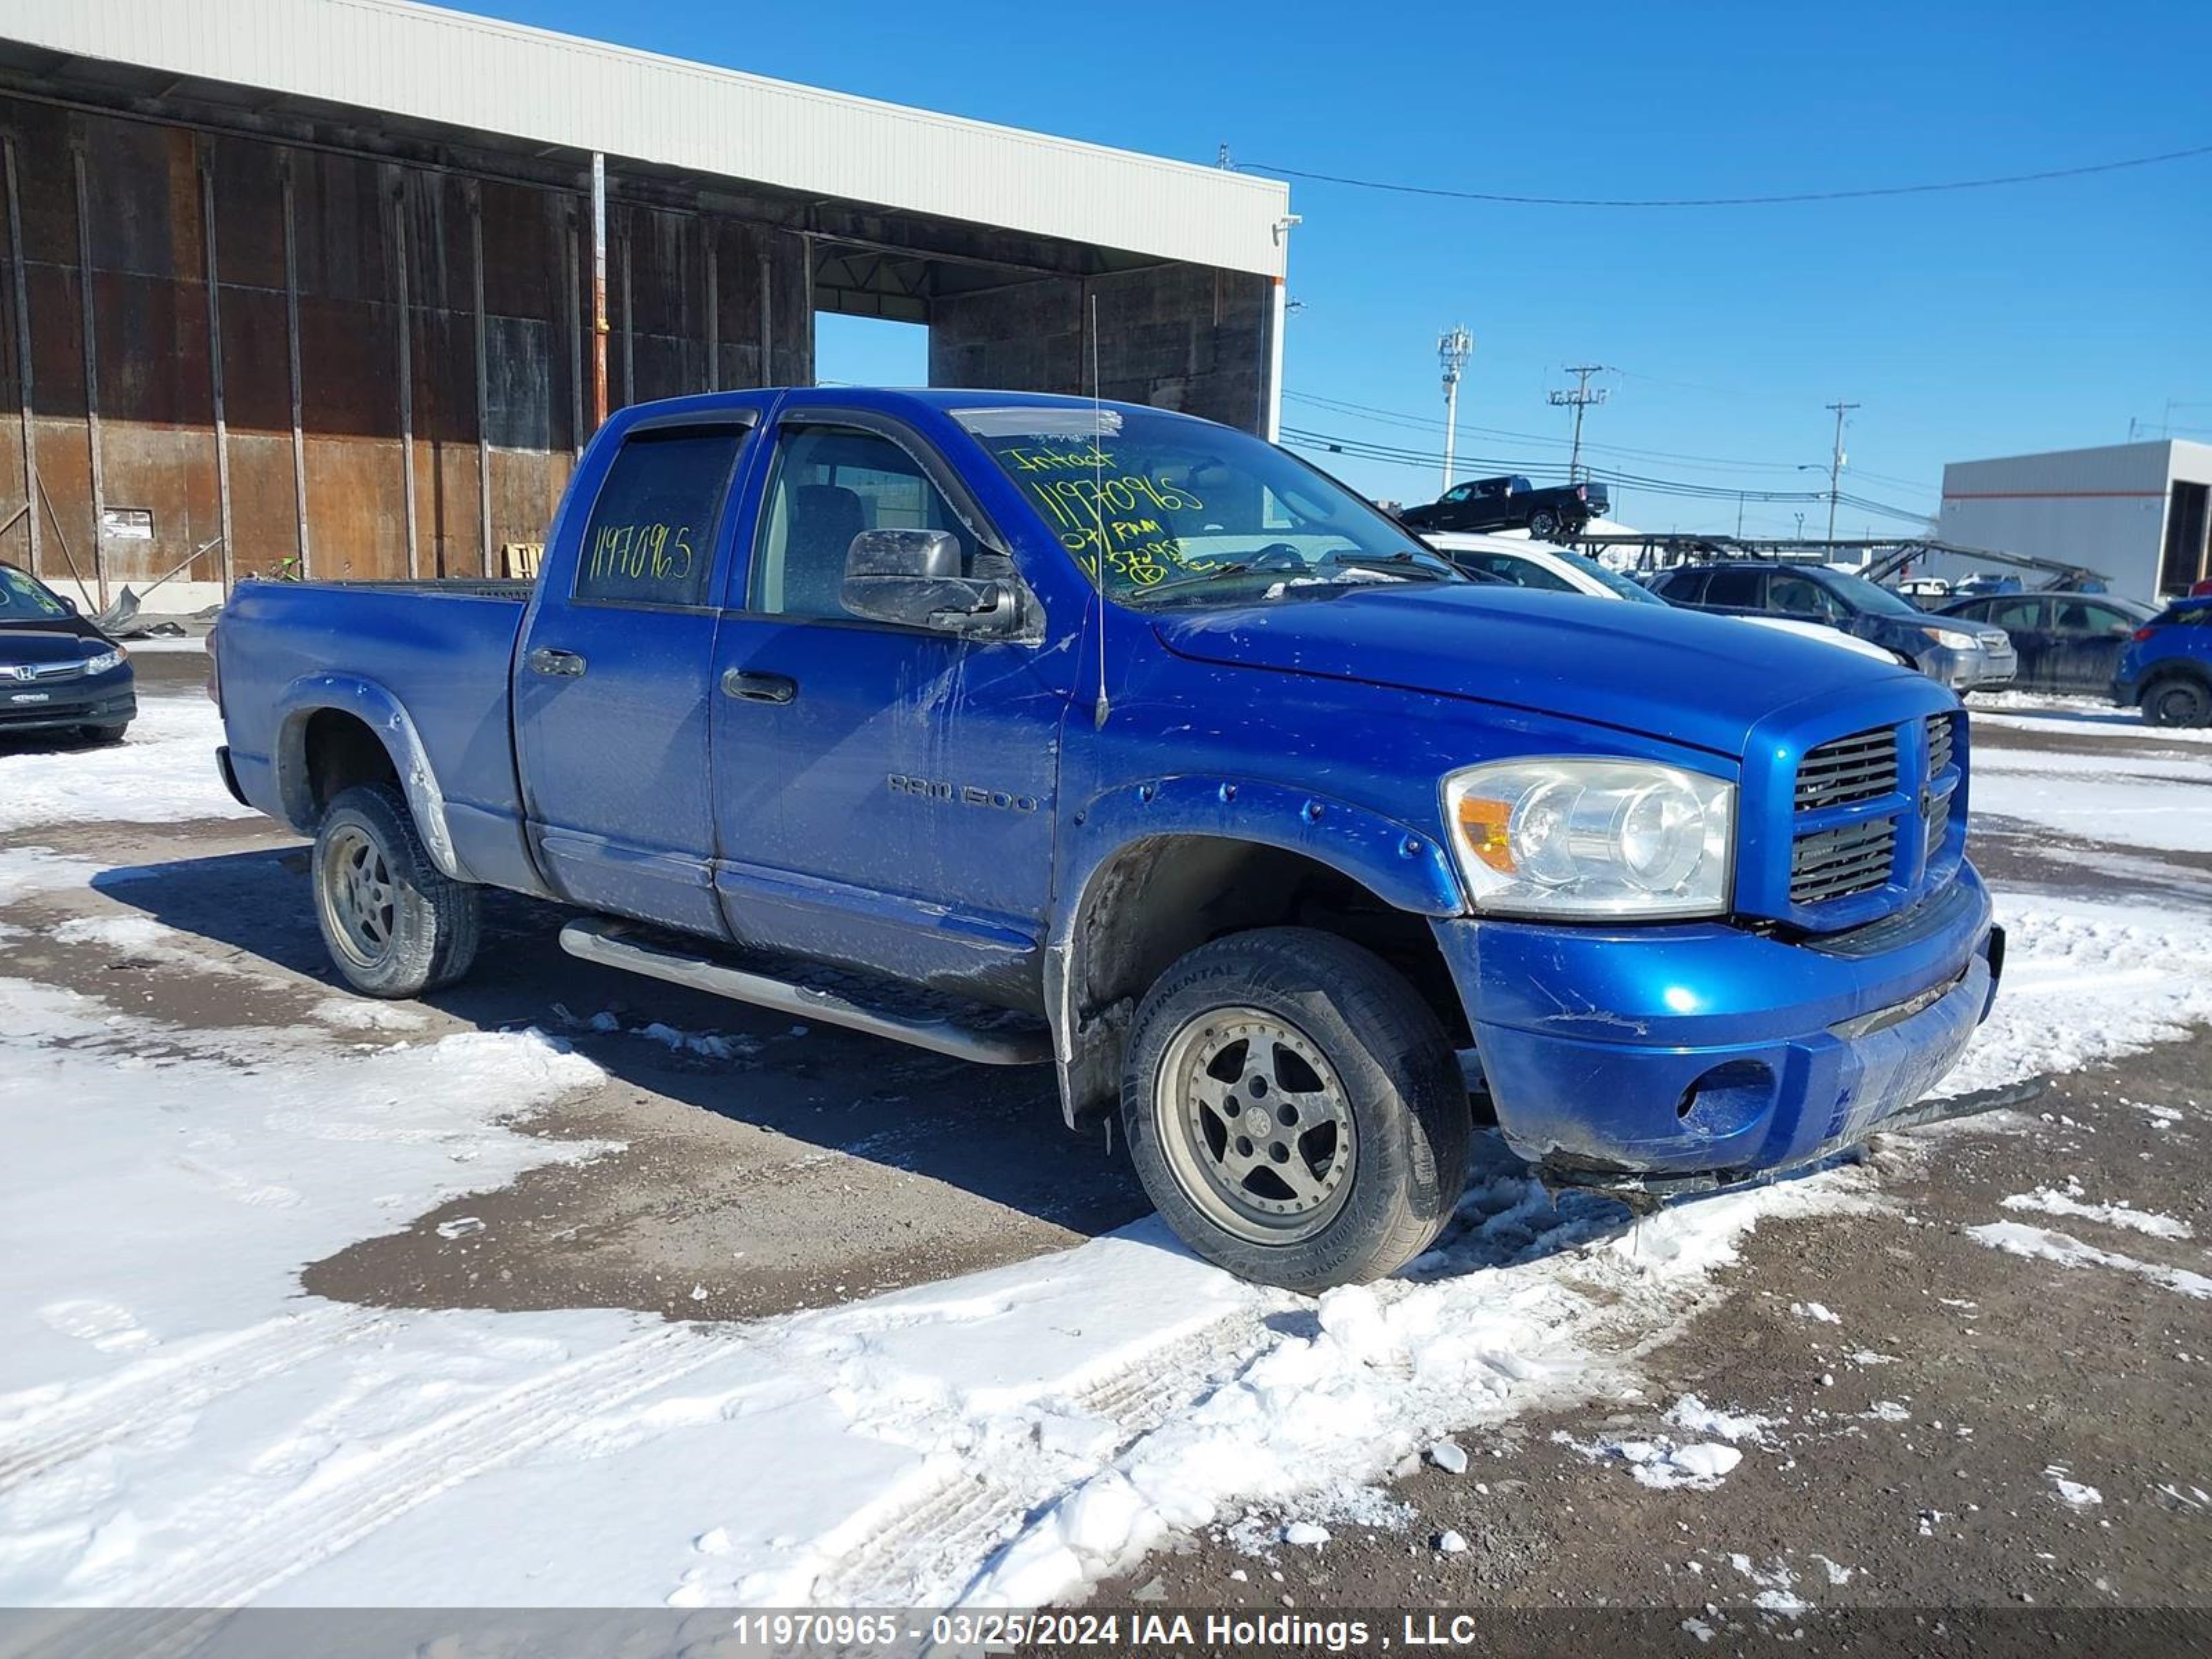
[1527,507,1562,538]
[2143,677,2211,727]
[80,722,129,744]
[311,782,480,997]
[1121,928,1470,1291]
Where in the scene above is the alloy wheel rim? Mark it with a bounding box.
[1155,1006,1356,1245]
[321,825,397,969]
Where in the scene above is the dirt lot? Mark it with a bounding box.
[3,662,2208,1625]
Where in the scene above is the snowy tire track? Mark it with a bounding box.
[31,1324,718,1628]
[802,1310,1270,1607]
[0,1307,384,1494]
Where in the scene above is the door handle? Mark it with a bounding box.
[722,668,797,705]
[527,647,587,678]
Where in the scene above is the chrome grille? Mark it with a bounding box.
[1927,713,1955,776]
[1794,726,1898,811]
[5,659,84,683]
[1790,818,1897,903]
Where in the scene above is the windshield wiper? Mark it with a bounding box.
[1121,561,1255,603]
[1322,549,1459,582]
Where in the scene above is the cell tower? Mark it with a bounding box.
[1438,326,1473,493]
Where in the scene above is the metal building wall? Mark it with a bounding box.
[1935,442,2180,604]
[928,265,1275,433]
[0,96,814,599]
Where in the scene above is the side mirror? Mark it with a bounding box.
[840,528,1023,638]
[57,596,77,615]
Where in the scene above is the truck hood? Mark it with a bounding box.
[1148,584,1908,758]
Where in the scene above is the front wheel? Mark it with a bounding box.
[2144,677,2211,727]
[312,782,480,998]
[1121,928,1472,1291]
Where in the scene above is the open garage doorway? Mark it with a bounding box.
[815,315,930,391]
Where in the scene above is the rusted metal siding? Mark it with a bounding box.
[0,95,814,592]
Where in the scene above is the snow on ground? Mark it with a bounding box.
[0,893,1876,1612]
[8,880,2203,1610]
[1971,693,2212,744]
[0,697,250,834]
[2000,1179,2191,1239]
[1971,747,2212,854]
[1935,899,2212,1095]
[1967,1221,2212,1302]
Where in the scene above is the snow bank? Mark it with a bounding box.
[0,697,252,833]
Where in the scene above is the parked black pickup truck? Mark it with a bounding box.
[1395,475,1609,539]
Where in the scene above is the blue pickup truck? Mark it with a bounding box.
[210,388,2003,1289]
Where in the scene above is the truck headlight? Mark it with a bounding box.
[1919,626,1977,652]
[81,646,126,675]
[1440,759,1734,919]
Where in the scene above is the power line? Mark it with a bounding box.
[1283,422,1936,527]
[1235,141,2212,207]
[1284,389,1936,487]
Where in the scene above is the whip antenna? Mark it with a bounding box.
[1089,292,1111,729]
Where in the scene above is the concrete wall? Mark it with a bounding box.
[928,263,1273,434]
[0,95,814,606]
[1933,440,2209,605]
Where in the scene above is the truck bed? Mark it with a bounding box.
[214,578,534,886]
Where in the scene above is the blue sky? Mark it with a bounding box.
[456,0,2211,536]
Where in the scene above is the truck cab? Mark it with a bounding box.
[212,389,2003,1291]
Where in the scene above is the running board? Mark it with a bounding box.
[558,918,1052,1067]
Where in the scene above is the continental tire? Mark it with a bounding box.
[312,782,481,998]
[1122,927,1471,1291]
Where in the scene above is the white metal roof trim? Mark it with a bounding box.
[8,0,1291,276]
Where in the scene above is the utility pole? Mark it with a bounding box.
[1824,400,1859,541]
[1437,326,1472,494]
[1549,364,1609,482]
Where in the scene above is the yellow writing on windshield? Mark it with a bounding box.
[1018,472,1206,588]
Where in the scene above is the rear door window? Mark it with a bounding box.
[1703,568,1765,608]
[1985,597,2047,631]
[2053,599,2133,635]
[573,427,747,608]
[1770,573,1842,620]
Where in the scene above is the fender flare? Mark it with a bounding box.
[270,673,467,881]
[1042,774,1467,1124]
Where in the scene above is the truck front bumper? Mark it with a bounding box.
[1436,862,2001,1182]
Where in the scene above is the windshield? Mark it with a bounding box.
[955,405,1459,605]
[1820,569,1926,617]
[0,564,68,619]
